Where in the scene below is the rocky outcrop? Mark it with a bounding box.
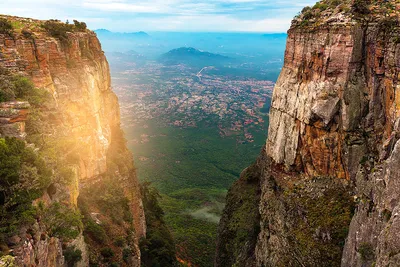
[217,1,400,267]
[0,101,30,138]
[0,16,145,266]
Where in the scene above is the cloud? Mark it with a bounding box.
[0,0,317,32]
[189,207,221,224]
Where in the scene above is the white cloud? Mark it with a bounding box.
[0,0,317,32]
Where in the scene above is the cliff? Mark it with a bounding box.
[217,1,400,266]
[0,16,145,266]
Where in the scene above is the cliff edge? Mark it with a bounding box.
[217,1,400,266]
[0,16,145,266]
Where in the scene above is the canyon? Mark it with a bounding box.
[2,1,400,266]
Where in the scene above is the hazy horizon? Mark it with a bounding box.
[0,0,317,33]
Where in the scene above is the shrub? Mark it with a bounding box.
[41,19,88,42]
[313,2,328,11]
[301,6,312,13]
[0,18,12,35]
[378,16,399,33]
[0,68,50,105]
[359,242,374,261]
[84,218,106,244]
[64,246,82,267]
[113,237,125,247]
[73,20,87,31]
[100,247,114,259]
[122,248,131,263]
[42,203,83,240]
[0,137,51,236]
[352,0,370,15]
[0,255,16,267]
[41,20,73,42]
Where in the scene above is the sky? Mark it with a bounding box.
[0,0,317,33]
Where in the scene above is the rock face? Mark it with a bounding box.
[0,101,30,138]
[0,16,145,266]
[217,1,400,267]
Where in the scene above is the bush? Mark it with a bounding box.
[313,2,328,11]
[352,0,370,15]
[84,219,106,244]
[42,203,83,240]
[0,68,50,105]
[100,247,114,259]
[41,20,73,42]
[0,137,51,236]
[113,237,125,247]
[122,248,131,263]
[0,18,12,35]
[41,19,88,42]
[359,242,374,261]
[73,20,87,31]
[64,246,82,267]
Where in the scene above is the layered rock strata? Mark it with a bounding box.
[0,16,145,266]
[217,1,400,266]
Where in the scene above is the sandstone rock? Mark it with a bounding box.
[0,16,145,267]
[218,2,400,267]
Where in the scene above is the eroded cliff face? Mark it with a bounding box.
[0,16,145,266]
[217,1,400,266]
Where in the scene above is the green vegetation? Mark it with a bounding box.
[359,242,374,261]
[215,164,261,267]
[295,0,351,26]
[73,20,87,31]
[83,218,107,244]
[352,0,371,15]
[64,246,83,267]
[0,67,50,104]
[100,247,114,260]
[77,125,140,266]
[126,119,266,266]
[139,182,177,267]
[0,255,16,266]
[42,203,83,240]
[0,137,51,238]
[41,19,87,42]
[0,18,12,35]
[114,237,125,247]
[286,178,355,266]
[0,71,86,261]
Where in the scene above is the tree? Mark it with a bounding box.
[64,246,82,267]
[0,18,12,35]
[73,20,87,31]
[352,0,371,15]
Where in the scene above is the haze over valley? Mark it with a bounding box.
[99,31,286,265]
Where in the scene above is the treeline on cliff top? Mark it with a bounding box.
[0,16,87,40]
[294,0,400,26]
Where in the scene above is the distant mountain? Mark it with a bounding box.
[159,47,231,66]
[105,50,147,66]
[261,33,287,38]
[95,29,150,39]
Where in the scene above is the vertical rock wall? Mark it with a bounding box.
[0,16,145,266]
[217,2,400,266]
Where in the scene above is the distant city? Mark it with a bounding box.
[112,61,273,144]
